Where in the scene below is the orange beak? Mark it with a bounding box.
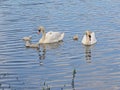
[38,30,41,34]
[37,31,40,34]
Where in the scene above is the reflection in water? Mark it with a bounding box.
[0,73,22,90]
[39,49,46,60]
[25,41,63,65]
[71,68,77,90]
[40,41,63,50]
[41,81,51,90]
[84,45,92,63]
[38,41,63,65]
[0,73,10,90]
[38,47,46,65]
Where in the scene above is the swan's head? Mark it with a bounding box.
[85,31,91,36]
[85,30,92,40]
[38,26,45,34]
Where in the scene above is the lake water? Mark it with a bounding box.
[0,0,120,90]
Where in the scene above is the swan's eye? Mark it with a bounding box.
[38,30,41,32]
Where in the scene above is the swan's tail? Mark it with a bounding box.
[58,33,64,41]
[91,32,97,44]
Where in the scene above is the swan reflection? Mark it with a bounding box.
[40,41,63,50]
[25,41,63,65]
[83,45,92,63]
[38,41,63,65]
[38,47,46,60]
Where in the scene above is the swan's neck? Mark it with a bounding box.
[40,30,46,43]
[86,34,91,45]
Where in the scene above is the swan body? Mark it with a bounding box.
[82,31,97,45]
[38,26,64,44]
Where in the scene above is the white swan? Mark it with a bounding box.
[81,31,97,45]
[38,26,64,44]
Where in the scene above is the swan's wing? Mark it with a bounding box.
[91,32,97,44]
[81,35,86,44]
[45,31,64,43]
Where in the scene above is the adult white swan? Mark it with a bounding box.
[38,26,64,44]
[81,31,97,45]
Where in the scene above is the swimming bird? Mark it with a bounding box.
[22,36,32,41]
[73,34,79,40]
[81,30,97,45]
[38,26,64,44]
[25,41,39,48]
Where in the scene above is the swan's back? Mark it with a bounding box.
[44,31,64,43]
[81,35,86,44]
[91,32,97,44]
[58,32,64,41]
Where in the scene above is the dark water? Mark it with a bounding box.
[0,0,120,90]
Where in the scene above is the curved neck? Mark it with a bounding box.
[86,34,91,44]
[41,30,46,41]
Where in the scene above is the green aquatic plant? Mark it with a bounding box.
[72,68,76,78]
[72,68,77,90]
[42,86,50,90]
[42,81,50,90]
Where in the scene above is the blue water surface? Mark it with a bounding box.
[0,0,120,90]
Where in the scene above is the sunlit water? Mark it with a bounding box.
[0,0,120,90]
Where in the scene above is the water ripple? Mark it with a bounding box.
[0,0,120,90]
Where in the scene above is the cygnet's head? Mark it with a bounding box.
[73,34,79,40]
[22,36,32,41]
[38,26,45,34]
